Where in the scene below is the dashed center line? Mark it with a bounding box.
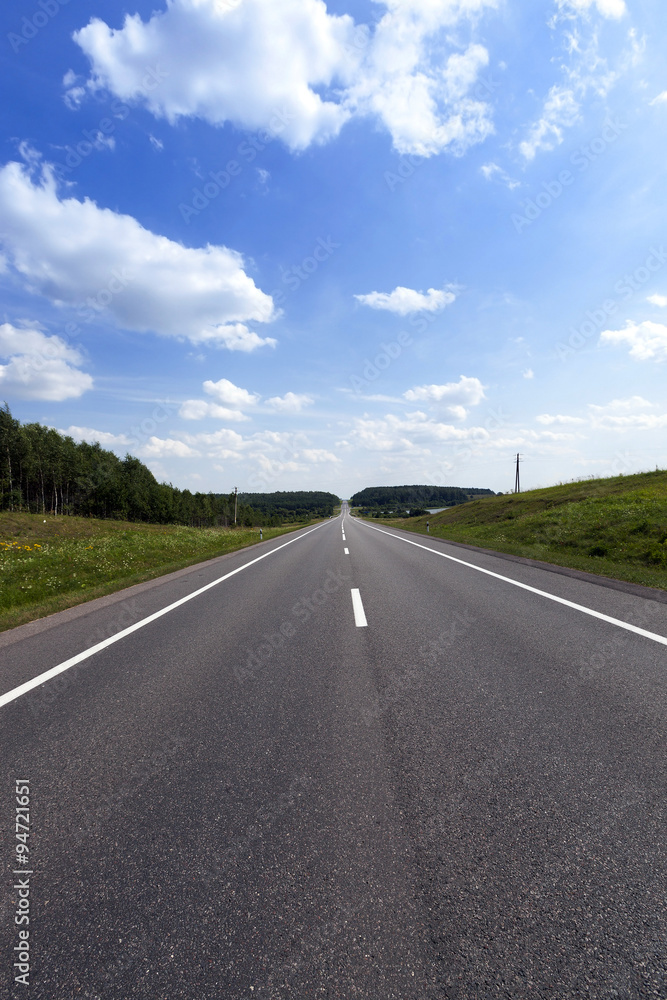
[344,547,349,555]
[351,588,368,627]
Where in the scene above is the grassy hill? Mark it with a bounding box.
[0,513,314,632]
[365,469,667,591]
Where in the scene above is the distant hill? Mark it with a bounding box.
[349,485,496,509]
[237,491,339,521]
[377,470,667,590]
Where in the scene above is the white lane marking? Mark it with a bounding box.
[351,588,368,627]
[342,534,346,541]
[344,547,349,555]
[0,522,330,711]
[360,521,667,647]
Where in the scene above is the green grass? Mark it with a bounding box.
[0,513,316,632]
[363,469,667,591]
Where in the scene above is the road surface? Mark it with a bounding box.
[1,503,666,998]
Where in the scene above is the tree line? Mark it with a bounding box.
[0,405,332,527]
[350,484,497,509]
[237,491,339,522]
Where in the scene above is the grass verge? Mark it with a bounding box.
[360,469,667,592]
[0,513,318,633]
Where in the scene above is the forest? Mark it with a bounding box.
[237,491,339,521]
[350,484,497,510]
[0,406,331,527]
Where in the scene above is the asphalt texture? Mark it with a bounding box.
[1,504,666,998]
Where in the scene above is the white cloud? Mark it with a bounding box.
[0,161,276,350]
[72,0,357,151]
[265,392,314,413]
[536,413,586,425]
[355,285,456,315]
[0,323,93,401]
[203,378,260,408]
[348,31,495,157]
[647,294,667,306]
[71,0,498,158]
[403,375,485,418]
[301,448,340,463]
[58,426,132,447]
[555,0,626,18]
[588,396,667,430]
[480,161,520,189]
[650,91,667,106]
[179,426,245,459]
[600,320,667,361]
[522,368,534,379]
[520,5,625,161]
[139,436,200,458]
[179,380,313,422]
[351,410,489,454]
[178,400,248,421]
[519,85,581,160]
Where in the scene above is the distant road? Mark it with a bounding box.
[1,502,666,997]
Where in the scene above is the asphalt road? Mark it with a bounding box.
[1,504,666,998]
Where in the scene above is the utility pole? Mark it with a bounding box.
[234,486,238,524]
[514,453,521,494]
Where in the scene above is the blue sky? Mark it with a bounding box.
[1,0,666,498]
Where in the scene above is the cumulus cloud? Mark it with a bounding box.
[139,436,200,458]
[72,0,356,151]
[536,413,586,425]
[265,392,314,414]
[600,320,667,361]
[301,448,340,463]
[588,396,667,430]
[0,161,276,350]
[403,375,485,417]
[179,379,312,421]
[650,91,667,106]
[58,426,132,447]
[203,378,260,408]
[70,0,497,158]
[647,294,667,306]
[0,323,93,401]
[355,286,457,315]
[351,410,489,454]
[178,400,248,421]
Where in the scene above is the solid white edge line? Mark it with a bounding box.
[359,521,667,647]
[0,521,330,711]
[351,588,368,627]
